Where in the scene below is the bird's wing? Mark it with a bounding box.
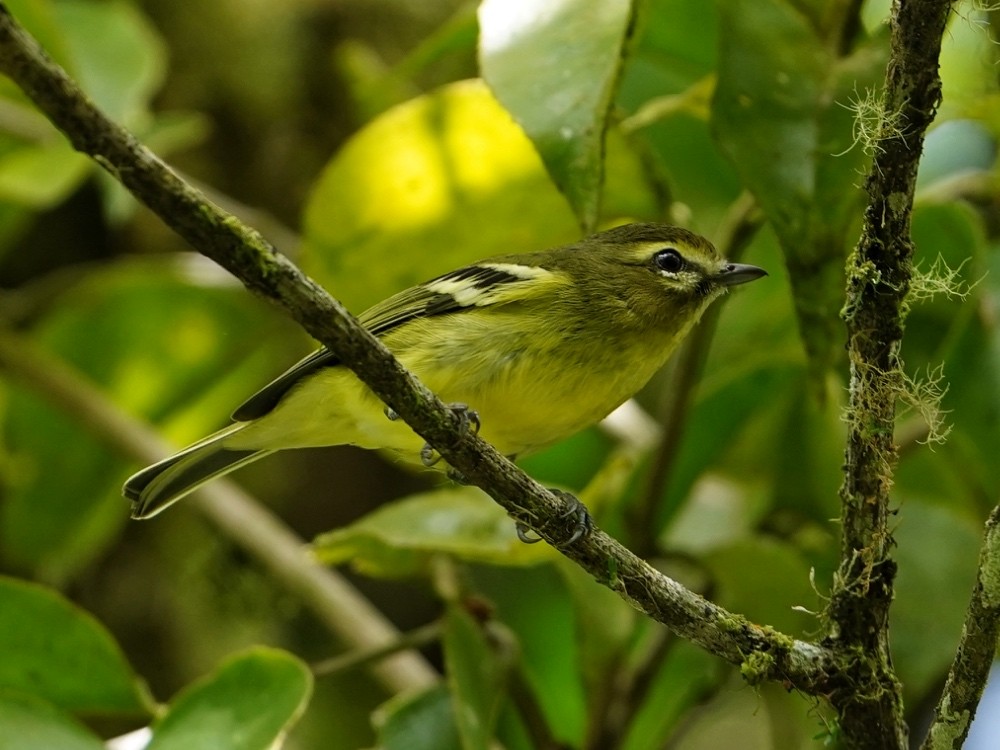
[230,261,562,421]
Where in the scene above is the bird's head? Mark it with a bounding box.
[554,223,767,332]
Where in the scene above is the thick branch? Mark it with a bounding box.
[828,0,956,748]
[0,5,838,692]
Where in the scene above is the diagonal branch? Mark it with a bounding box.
[0,4,838,693]
[827,0,957,748]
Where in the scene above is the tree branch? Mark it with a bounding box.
[0,4,838,694]
[827,0,957,747]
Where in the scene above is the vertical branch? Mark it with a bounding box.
[827,0,956,748]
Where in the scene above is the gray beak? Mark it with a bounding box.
[715,262,768,287]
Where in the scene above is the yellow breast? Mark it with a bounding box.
[227,307,684,460]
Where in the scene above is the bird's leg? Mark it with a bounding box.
[419,403,480,467]
[516,489,592,546]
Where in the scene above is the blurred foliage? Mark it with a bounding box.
[0,0,997,748]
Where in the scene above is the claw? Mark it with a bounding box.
[384,406,399,421]
[514,489,593,546]
[419,403,480,468]
[516,522,542,544]
[420,443,442,467]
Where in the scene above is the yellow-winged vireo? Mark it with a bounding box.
[124,223,766,532]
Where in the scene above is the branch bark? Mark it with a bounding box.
[826,0,957,747]
[0,3,837,696]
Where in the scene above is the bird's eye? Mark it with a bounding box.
[653,248,685,274]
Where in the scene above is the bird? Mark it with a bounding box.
[124,222,766,534]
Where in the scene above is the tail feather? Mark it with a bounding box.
[124,424,273,519]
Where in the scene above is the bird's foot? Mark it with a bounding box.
[420,403,480,467]
[516,489,592,546]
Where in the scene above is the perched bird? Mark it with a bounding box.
[124,223,766,534]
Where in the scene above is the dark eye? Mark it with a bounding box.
[653,248,685,274]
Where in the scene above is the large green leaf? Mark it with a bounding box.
[712,0,887,383]
[900,203,999,508]
[374,685,462,750]
[470,565,586,747]
[479,0,635,230]
[0,0,170,214]
[617,0,736,228]
[55,0,167,125]
[620,642,723,750]
[0,693,106,750]
[0,577,149,716]
[146,648,312,750]
[301,79,579,315]
[443,606,512,750]
[654,361,800,532]
[702,538,818,637]
[891,501,982,703]
[0,142,91,207]
[312,486,551,576]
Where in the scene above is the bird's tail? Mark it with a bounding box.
[124,423,273,519]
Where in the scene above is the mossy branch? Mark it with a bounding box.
[0,4,837,695]
[827,0,957,748]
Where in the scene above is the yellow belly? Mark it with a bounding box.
[226,311,683,459]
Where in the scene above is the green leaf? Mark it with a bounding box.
[891,501,982,702]
[916,119,995,191]
[901,203,998,508]
[0,577,149,717]
[374,685,462,750]
[703,538,818,637]
[470,565,586,747]
[146,648,312,750]
[443,606,512,750]
[0,693,106,750]
[712,0,887,383]
[620,642,722,750]
[0,1,169,213]
[301,79,579,315]
[656,361,800,532]
[312,486,551,576]
[55,0,167,124]
[1,0,73,75]
[0,140,91,207]
[479,0,635,230]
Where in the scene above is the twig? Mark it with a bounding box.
[311,621,442,678]
[0,3,836,696]
[827,0,957,747]
[0,327,440,695]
